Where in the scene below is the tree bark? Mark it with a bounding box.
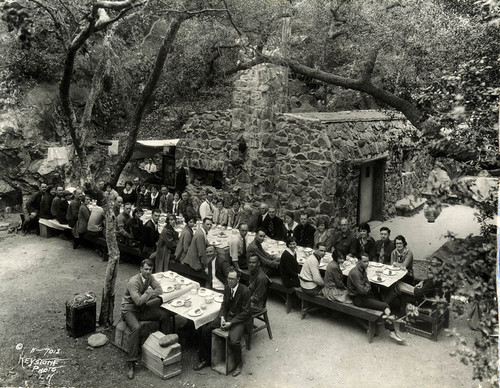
[98,204,120,327]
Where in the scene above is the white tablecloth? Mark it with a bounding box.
[161,288,222,329]
[156,271,200,303]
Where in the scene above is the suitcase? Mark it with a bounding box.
[65,301,96,338]
[142,331,182,379]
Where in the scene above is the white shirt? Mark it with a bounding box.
[150,191,159,207]
[199,200,214,220]
[230,284,239,299]
[211,257,225,291]
[144,163,157,173]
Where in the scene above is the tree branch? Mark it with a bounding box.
[360,43,382,82]
[111,13,186,185]
[26,0,67,50]
[221,0,242,36]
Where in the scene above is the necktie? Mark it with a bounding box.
[242,236,247,257]
[379,243,384,262]
[269,219,274,236]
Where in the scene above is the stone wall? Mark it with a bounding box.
[176,64,432,226]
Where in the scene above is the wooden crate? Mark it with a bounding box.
[211,328,245,375]
[142,331,182,379]
[113,320,159,353]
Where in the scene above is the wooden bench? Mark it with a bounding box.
[294,288,383,343]
[269,276,295,314]
[38,218,72,238]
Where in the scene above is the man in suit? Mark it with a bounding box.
[142,209,160,255]
[206,245,231,291]
[121,259,171,379]
[293,213,316,248]
[255,203,268,230]
[194,268,251,376]
[159,185,173,214]
[66,189,84,228]
[373,226,395,264]
[247,228,280,275]
[261,207,285,241]
[248,255,270,312]
[182,217,213,271]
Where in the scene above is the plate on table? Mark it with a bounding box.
[387,265,400,271]
[214,295,224,303]
[164,271,177,279]
[370,262,384,267]
[176,278,192,285]
[164,285,175,293]
[383,269,396,276]
[171,299,184,307]
[278,241,285,246]
[198,288,213,297]
[370,277,385,284]
[187,308,204,317]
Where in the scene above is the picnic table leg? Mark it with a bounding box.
[367,321,376,343]
[301,299,307,320]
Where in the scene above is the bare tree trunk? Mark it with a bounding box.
[99,204,120,327]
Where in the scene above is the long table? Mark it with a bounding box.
[157,271,221,329]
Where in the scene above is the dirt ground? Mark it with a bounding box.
[0,213,478,388]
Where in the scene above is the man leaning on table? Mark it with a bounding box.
[121,259,171,379]
[194,268,252,377]
[247,228,280,275]
[206,245,231,291]
[299,243,326,295]
[183,217,213,271]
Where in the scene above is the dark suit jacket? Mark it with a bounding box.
[219,283,252,332]
[293,223,316,248]
[261,215,286,241]
[142,220,159,248]
[207,254,231,289]
[279,250,300,288]
[182,228,207,271]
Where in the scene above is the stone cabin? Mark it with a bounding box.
[176,64,430,226]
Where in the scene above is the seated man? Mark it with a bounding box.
[116,202,134,245]
[248,255,270,312]
[384,256,445,312]
[182,217,213,271]
[194,268,251,377]
[347,254,403,343]
[86,200,105,238]
[261,207,285,241]
[127,207,144,248]
[299,243,325,295]
[332,218,357,259]
[247,228,280,275]
[293,213,316,248]
[373,226,395,264]
[199,190,215,220]
[121,259,171,379]
[206,245,231,291]
[21,183,46,235]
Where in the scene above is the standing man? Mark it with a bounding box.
[299,243,325,295]
[194,268,251,377]
[116,202,134,245]
[373,227,395,264]
[199,190,215,220]
[247,228,280,275]
[21,182,47,235]
[332,218,357,259]
[293,213,316,248]
[248,255,270,312]
[159,186,173,214]
[50,186,65,220]
[229,223,249,272]
[206,245,231,291]
[142,209,160,255]
[121,259,171,379]
[255,203,269,230]
[182,217,213,271]
[261,207,285,241]
[143,158,157,174]
[66,189,83,228]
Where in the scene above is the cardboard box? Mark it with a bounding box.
[142,331,181,379]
